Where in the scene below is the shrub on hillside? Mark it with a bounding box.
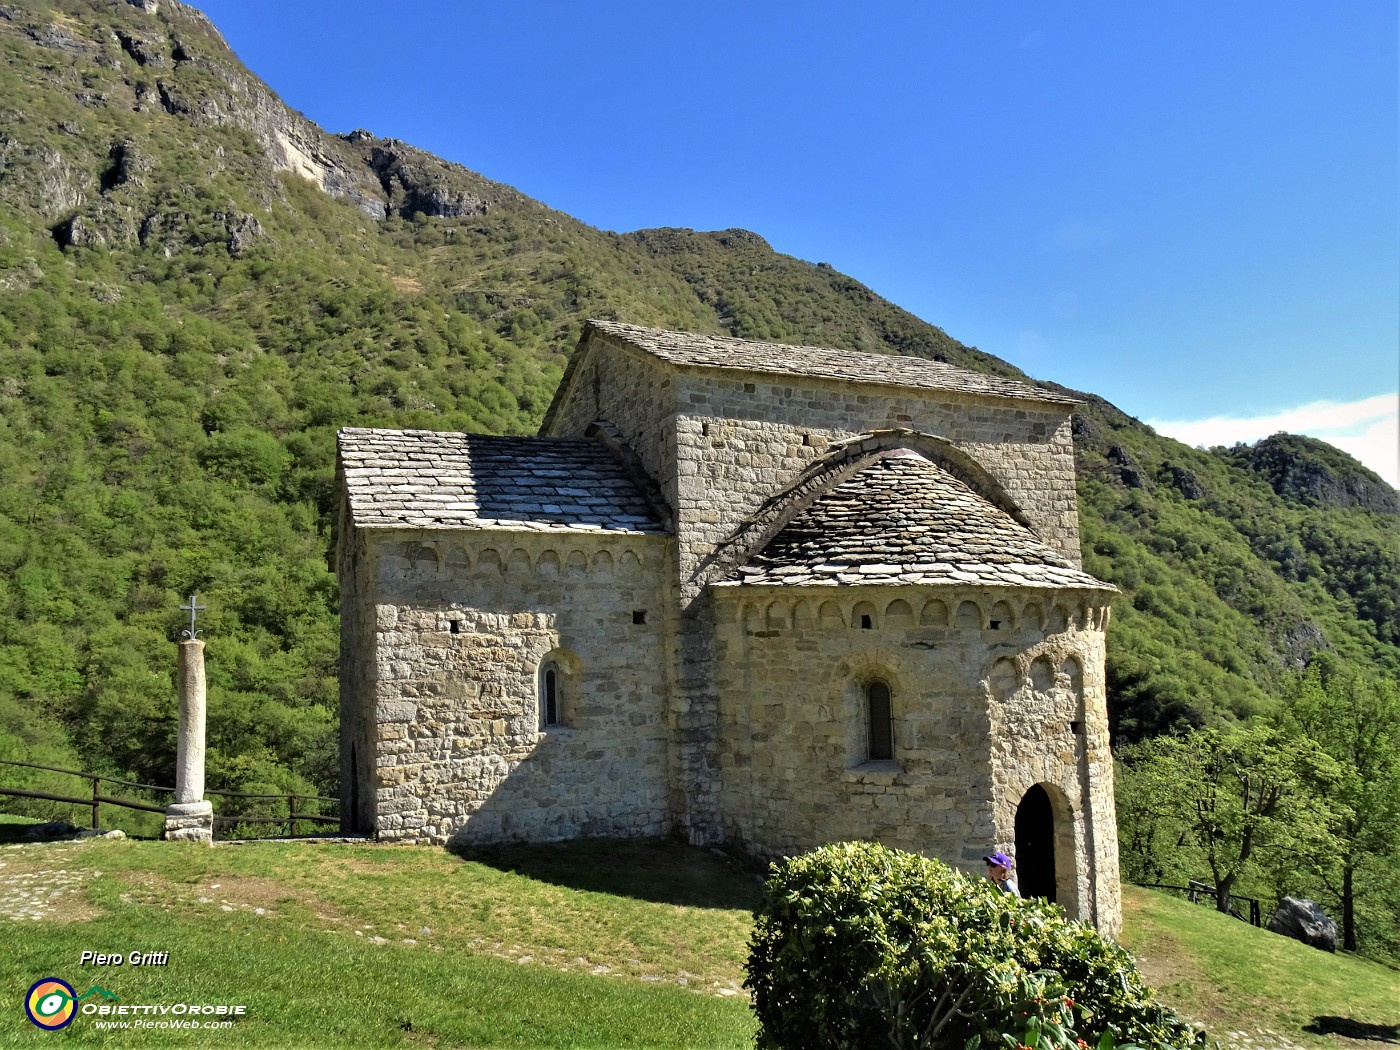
[744,841,1206,1050]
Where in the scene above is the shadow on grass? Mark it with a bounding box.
[0,822,35,845]
[1304,1017,1400,1043]
[449,836,767,911]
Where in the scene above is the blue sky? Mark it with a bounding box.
[196,1,1398,483]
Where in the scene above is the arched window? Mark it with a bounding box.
[539,662,562,728]
[867,681,893,760]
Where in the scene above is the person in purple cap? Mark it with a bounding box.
[984,851,1020,897]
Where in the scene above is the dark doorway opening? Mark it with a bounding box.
[1015,784,1056,902]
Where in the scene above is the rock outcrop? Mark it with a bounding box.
[1266,896,1338,952]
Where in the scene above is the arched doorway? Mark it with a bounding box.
[1015,785,1056,902]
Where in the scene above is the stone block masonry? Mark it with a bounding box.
[339,320,1124,935]
[352,530,672,845]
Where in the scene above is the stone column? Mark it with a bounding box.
[163,639,214,844]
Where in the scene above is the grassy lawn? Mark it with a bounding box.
[4,830,1398,1049]
[1119,885,1400,1049]
[0,835,761,1048]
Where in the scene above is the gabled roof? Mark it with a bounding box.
[722,449,1112,590]
[583,320,1080,406]
[338,428,667,534]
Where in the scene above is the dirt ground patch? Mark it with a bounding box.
[112,869,351,924]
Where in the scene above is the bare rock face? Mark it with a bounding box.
[1158,462,1205,500]
[1267,896,1338,952]
[356,137,492,220]
[1107,445,1146,489]
[225,212,264,256]
[1226,433,1398,515]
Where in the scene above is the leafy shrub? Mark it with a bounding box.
[745,841,1206,1050]
[198,427,290,486]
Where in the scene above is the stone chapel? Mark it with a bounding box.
[336,320,1123,933]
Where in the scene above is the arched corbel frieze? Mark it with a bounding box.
[765,600,789,631]
[920,598,949,626]
[885,599,915,626]
[408,542,440,578]
[1021,600,1045,631]
[955,600,983,629]
[1029,655,1056,693]
[989,600,1015,630]
[444,545,471,575]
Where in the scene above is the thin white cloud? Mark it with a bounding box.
[1146,393,1399,488]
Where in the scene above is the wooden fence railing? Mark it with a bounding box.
[0,759,338,839]
[1134,880,1263,926]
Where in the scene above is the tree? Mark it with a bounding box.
[1284,663,1400,952]
[1119,725,1340,915]
[1115,739,1193,886]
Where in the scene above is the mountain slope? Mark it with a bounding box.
[0,0,1394,798]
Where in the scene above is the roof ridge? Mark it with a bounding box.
[582,320,1080,406]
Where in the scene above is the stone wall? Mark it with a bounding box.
[544,336,679,513]
[712,583,1120,932]
[668,368,1079,844]
[352,332,1120,932]
[542,339,1086,849]
[545,339,1084,587]
[356,528,672,844]
[336,491,379,833]
[671,371,1082,598]
[986,606,1121,935]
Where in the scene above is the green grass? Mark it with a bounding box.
[5,838,1398,1049]
[1,837,760,1048]
[1119,886,1400,1047]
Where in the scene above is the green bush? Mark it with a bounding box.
[744,841,1206,1050]
[198,427,290,486]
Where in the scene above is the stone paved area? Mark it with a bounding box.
[0,845,97,921]
[1211,1028,1310,1050]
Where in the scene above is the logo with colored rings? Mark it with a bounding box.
[26,978,78,1030]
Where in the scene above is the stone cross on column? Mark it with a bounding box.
[163,595,214,844]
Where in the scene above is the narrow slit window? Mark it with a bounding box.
[541,665,560,728]
[867,681,893,760]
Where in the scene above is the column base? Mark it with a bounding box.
[163,800,214,844]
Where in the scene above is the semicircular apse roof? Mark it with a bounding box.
[722,449,1113,591]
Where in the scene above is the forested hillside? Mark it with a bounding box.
[1,0,1395,814]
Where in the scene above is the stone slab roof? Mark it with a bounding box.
[586,320,1080,406]
[338,427,667,534]
[723,449,1112,590]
